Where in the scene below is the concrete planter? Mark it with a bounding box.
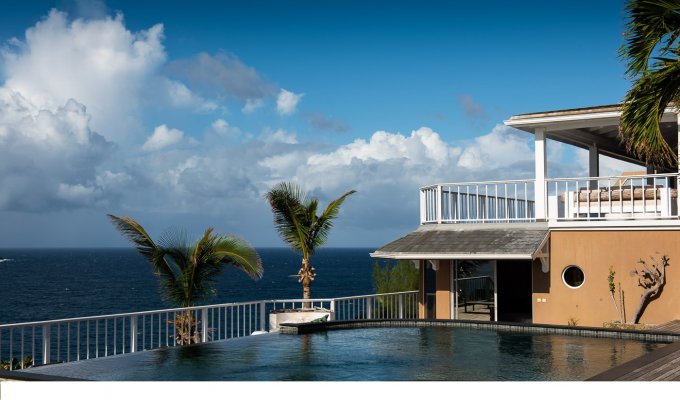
[269,308,334,332]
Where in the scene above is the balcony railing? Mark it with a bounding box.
[0,291,417,371]
[421,179,535,224]
[421,173,680,224]
[546,173,679,222]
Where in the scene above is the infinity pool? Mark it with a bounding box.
[19,327,666,381]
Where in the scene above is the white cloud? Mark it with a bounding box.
[276,89,303,115]
[142,124,185,151]
[2,9,165,141]
[163,79,217,112]
[263,128,298,144]
[242,98,264,114]
[457,124,533,170]
[0,89,114,211]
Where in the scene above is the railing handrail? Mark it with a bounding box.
[0,291,419,329]
[546,172,679,183]
[421,178,535,190]
[422,172,680,189]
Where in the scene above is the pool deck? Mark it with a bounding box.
[588,320,680,381]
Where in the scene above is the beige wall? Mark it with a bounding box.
[435,260,452,319]
[534,230,680,327]
[416,260,452,319]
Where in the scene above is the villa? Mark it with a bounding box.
[372,104,680,328]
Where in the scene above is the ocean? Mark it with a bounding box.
[0,248,377,324]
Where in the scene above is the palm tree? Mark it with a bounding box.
[107,214,263,343]
[619,0,680,169]
[265,182,356,300]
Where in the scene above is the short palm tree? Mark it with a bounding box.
[108,214,263,343]
[619,0,680,169]
[265,182,356,300]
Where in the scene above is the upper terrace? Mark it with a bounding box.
[420,105,680,227]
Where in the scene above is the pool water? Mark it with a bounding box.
[21,327,666,381]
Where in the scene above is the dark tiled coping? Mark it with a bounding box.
[279,318,680,343]
[0,370,86,381]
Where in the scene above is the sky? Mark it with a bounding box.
[0,0,638,248]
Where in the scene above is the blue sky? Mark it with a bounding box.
[0,0,634,248]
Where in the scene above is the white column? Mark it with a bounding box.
[588,144,599,189]
[534,128,547,220]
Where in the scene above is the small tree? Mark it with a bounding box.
[372,260,419,318]
[373,260,419,294]
[630,254,670,324]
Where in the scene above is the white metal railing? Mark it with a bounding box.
[420,179,535,224]
[0,291,417,371]
[420,173,680,224]
[546,173,679,222]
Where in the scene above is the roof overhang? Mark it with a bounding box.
[504,104,678,171]
[370,223,549,261]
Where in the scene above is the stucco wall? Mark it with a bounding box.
[533,230,680,327]
[435,260,452,319]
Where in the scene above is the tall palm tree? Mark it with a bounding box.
[265,182,356,300]
[619,0,680,169]
[108,215,263,343]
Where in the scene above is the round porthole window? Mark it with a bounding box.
[562,265,585,288]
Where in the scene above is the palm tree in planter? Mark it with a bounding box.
[265,182,356,304]
[108,214,263,344]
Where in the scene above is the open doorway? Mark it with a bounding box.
[496,259,532,323]
[453,260,495,321]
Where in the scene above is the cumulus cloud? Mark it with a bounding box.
[276,89,303,115]
[166,52,275,101]
[0,89,115,211]
[2,9,166,141]
[457,125,533,170]
[142,124,185,151]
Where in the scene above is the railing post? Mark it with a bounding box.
[259,302,266,331]
[330,300,336,321]
[42,324,50,365]
[399,295,404,319]
[129,316,137,353]
[436,185,443,223]
[366,297,372,320]
[420,188,426,223]
[201,308,208,343]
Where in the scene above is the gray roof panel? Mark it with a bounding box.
[371,224,549,260]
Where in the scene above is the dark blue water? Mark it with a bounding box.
[0,248,376,324]
[19,327,665,381]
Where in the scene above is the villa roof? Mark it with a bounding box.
[505,104,678,171]
[370,223,548,260]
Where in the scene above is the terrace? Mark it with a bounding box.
[422,105,680,228]
[420,172,679,226]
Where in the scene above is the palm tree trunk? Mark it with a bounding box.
[300,257,314,307]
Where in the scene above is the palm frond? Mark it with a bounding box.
[265,182,309,253]
[214,235,263,280]
[620,0,680,76]
[311,190,357,250]
[619,0,680,168]
[620,50,680,167]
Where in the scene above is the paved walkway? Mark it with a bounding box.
[588,320,680,381]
